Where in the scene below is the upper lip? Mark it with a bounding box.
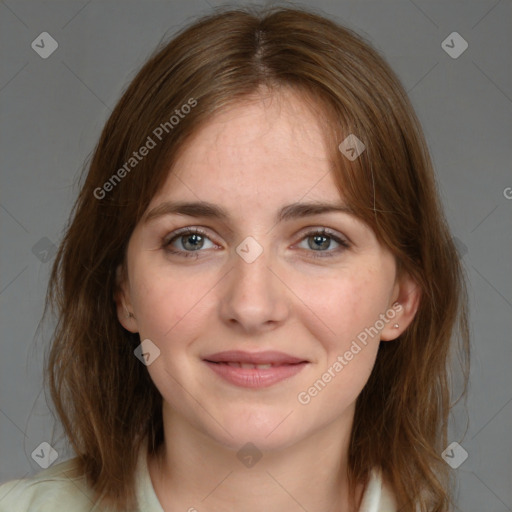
[203,350,308,365]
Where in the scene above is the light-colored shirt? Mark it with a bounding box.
[0,449,397,511]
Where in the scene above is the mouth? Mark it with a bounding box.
[203,350,309,388]
[203,350,308,365]
[208,361,297,369]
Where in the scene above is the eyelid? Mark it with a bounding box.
[295,225,351,244]
[163,225,349,243]
[162,226,217,245]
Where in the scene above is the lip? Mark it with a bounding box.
[203,350,308,365]
[203,350,309,389]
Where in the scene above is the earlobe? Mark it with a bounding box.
[380,274,421,341]
[114,264,139,333]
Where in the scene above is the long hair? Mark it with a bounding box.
[46,6,470,511]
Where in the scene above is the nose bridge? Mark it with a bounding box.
[232,236,275,301]
[235,240,271,290]
[219,236,289,331]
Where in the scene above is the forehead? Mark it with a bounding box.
[151,90,344,208]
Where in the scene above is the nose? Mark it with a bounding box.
[218,240,290,335]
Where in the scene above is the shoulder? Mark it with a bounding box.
[0,459,109,512]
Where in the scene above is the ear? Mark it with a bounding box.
[114,264,139,333]
[380,270,421,342]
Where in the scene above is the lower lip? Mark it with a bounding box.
[204,361,308,388]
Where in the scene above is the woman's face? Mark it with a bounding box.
[118,90,413,451]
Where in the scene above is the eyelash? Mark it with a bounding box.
[162,227,350,260]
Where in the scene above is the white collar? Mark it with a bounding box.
[358,467,397,511]
[136,449,396,512]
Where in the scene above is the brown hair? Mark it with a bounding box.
[45,5,470,511]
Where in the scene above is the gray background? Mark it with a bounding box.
[1,0,511,510]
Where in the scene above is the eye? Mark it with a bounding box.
[162,226,350,260]
[296,228,350,258]
[163,227,218,258]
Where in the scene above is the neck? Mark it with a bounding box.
[148,405,365,512]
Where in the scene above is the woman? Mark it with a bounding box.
[0,5,469,512]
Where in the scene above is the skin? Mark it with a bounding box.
[116,88,420,512]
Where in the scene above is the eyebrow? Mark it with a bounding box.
[143,200,355,225]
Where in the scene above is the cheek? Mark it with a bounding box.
[296,266,392,352]
[129,264,214,343]
[294,271,389,413]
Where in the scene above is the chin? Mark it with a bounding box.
[203,405,308,452]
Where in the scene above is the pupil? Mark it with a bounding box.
[185,234,202,250]
[312,235,329,250]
